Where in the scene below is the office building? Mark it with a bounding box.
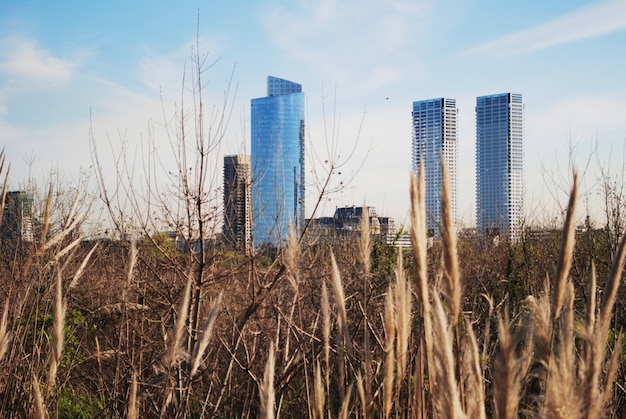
[411,98,458,237]
[251,76,305,247]
[475,93,524,239]
[223,155,252,253]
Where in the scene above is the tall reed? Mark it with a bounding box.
[1,152,625,417]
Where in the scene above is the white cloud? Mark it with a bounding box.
[523,91,626,219]
[262,0,432,93]
[0,36,77,86]
[136,37,227,106]
[528,91,626,147]
[463,0,626,56]
[138,50,185,94]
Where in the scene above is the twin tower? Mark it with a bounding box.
[413,93,524,240]
[224,77,524,252]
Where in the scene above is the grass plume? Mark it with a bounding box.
[440,154,462,324]
[258,342,276,419]
[190,291,222,377]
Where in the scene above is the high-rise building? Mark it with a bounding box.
[223,155,252,253]
[1,191,34,242]
[475,93,524,239]
[251,76,305,247]
[411,98,458,237]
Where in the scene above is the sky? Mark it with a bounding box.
[2,0,626,232]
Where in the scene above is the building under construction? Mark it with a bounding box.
[1,191,34,242]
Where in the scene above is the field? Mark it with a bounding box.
[1,143,625,418]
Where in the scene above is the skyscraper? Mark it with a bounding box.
[1,191,34,242]
[411,98,458,237]
[223,155,252,253]
[251,76,305,247]
[475,93,524,239]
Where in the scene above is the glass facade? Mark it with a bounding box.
[412,98,458,237]
[251,76,305,248]
[475,93,524,239]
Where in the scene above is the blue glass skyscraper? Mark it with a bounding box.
[475,93,524,239]
[412,98,458,237]
[251,76,305,247]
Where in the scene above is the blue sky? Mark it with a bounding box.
[2,0,626,228]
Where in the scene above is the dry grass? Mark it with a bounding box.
[0,148,625,417]
[257,342,275,419]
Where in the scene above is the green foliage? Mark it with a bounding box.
[58,387,105,419]
[371,228,405,288]
[139,231,179,264]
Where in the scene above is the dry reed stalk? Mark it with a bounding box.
[359,202,373,412]
[355,371,367,418]
[314,361,325,419]
[190,291,223,377]
[39,191,84,255]
[525,276,552,365]
[258,342,276,419]
[165,275,192,367]
[32,374,48,419]
[62,189,81,230]
[95,302,149,315]
[330,251,350,399]
[94,336,107,401]
[0,302,10,363]
[285,224,300,291]
[69,242,99,290]
[128,371,139,419]
[584,229,626,416]
[440,156,462,324]
[431,293,465,419]
[330,252,349,349]
[40,218,84,255]
[552,174,577,321]
[126,238,137,288]
[48,236,81,267]
[579,267,596,411]
[461,317,486,419]
[492,312,531,419]
[602,335,622,409]
[540,178,578,417]
[413,344,426,419]
[383,283,395,419]
[543,283,581,418]
[48,269,66,390]
[339,384,353,419]
[598,226,626,335]
[493,314,517,419]
[394,251,411,387]
[480,294,494,370]
[321,280,331,394]
[410,168,434,393]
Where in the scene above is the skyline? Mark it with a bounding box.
[2,1,626,231]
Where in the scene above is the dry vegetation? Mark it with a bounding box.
[2,44,626,418]
[1,142,626,418]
